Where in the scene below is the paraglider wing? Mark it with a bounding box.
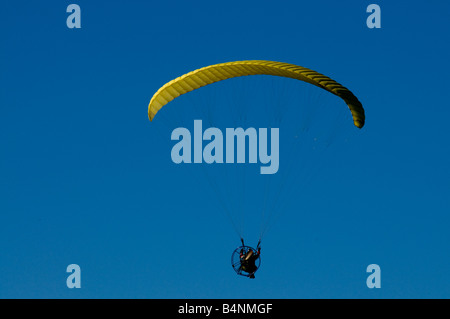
[148,60,365,128]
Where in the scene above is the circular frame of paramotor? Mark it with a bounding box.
[231,245,261,278]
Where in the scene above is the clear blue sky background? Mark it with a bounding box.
[1,0,449,298]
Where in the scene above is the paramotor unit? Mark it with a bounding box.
[231,240,261,279]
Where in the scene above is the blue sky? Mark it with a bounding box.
[1,0,449,298]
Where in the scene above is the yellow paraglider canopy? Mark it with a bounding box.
[148,60,365,128]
